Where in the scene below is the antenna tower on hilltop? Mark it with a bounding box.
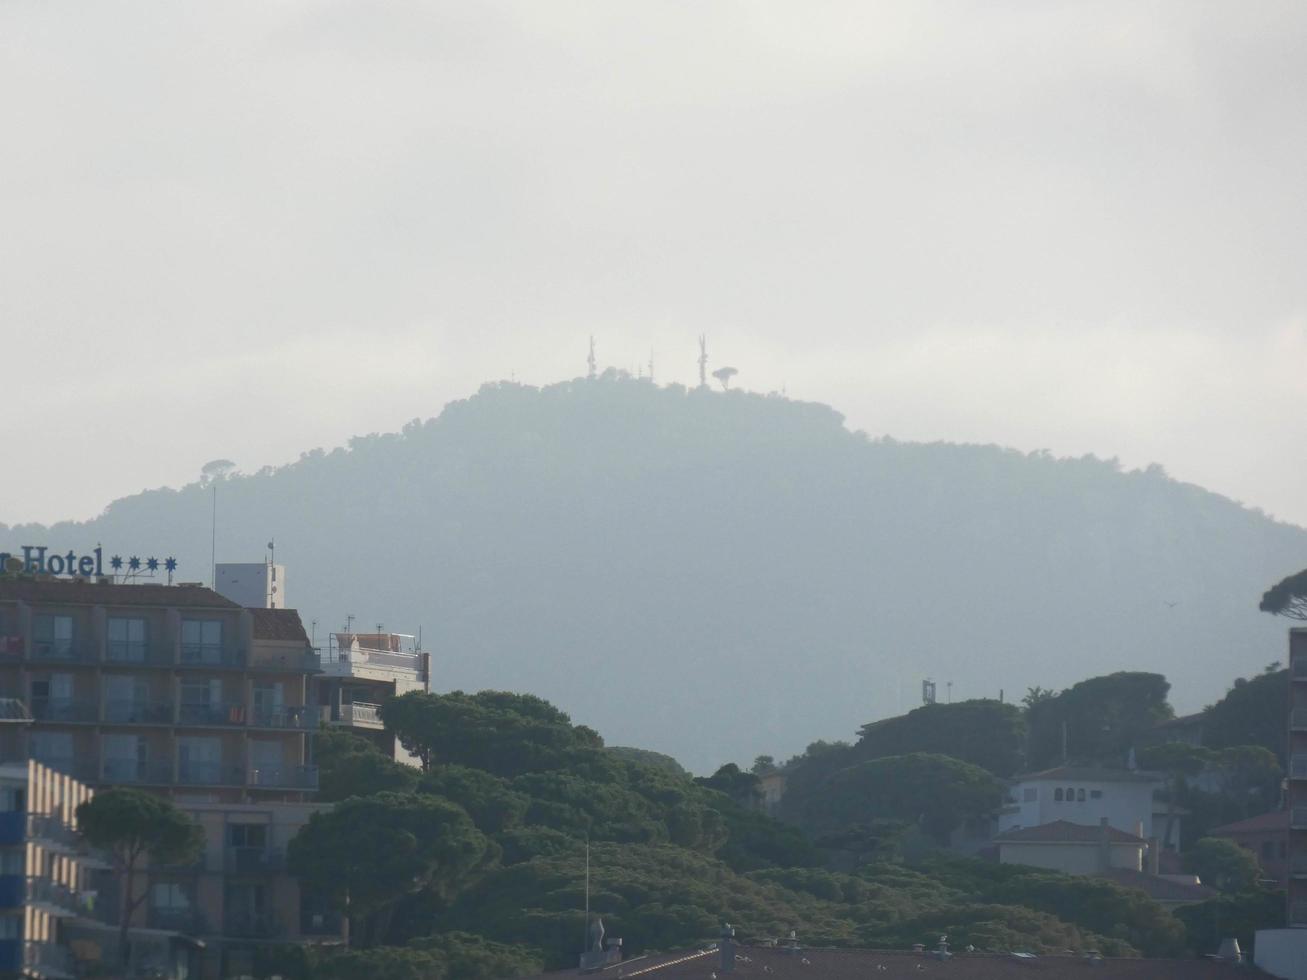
[587,336,597,380]
[697,335,708,387]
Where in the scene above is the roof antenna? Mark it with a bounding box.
[587,336,597,380]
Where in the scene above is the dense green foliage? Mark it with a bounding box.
[1174,890,1286,957]
[8,377,1303,771]
[1183,838,1262,894]
[1259,566,1307,619]
[76,789,205,962]
[1202,665,1289,764]
[854,700,1027,776]
[1024,672,1174,770]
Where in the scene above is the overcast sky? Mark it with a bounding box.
[2,2,1305,528]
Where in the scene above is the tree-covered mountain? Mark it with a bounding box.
[4,375,1303,772]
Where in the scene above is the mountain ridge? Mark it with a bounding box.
[3,376,1303,772]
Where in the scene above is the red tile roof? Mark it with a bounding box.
[1014,767,1163,785]
[250,608,310,643]
[526,945,1244,979]
[0,578,239,609]
[995,821,1145,845]
[1211,810,1288,836]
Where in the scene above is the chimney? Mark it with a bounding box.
[720,924,736,973]
[1098,817,1111,872]
[1148,837,1160,875]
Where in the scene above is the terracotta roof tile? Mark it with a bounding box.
[250,607,310,643]
[0,578,239,610]
[1211,809,1289,836]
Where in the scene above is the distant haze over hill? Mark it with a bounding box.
[3,376,1303,772]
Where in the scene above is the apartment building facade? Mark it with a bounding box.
[0,576,343,977]
[317,632,429,765]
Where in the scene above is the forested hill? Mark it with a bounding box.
[4,376,1304,772]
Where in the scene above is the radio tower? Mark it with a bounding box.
[697,335,708,388]
[587,337,597,380]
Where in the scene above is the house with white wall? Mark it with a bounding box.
[999,765,1179,850]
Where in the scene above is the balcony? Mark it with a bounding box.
[30,698,97,724]
[103,699,173,724]
[247,766,319,790]
[106,642,175,667]
[29,640,95,664]
[178,702,247,727]
[26,814,80,851]
[25,876,80,916]
[1291,756,1307,780]
[226,847,285,874]
[23,940,73,978]
[177,761,246,787]
[250,705,316,730]
[179,645,245,669]
[32,756,98,782]
[337,701,383,729]
[102,758,174,785]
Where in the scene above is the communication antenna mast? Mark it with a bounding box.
[648,350,655,383]
[587,337,597,380]
[922,679,937,705]
[344,614,355,634]
[267,538,275,567]
[698,335,708,387]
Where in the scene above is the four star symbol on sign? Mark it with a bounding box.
[106,554,179,577]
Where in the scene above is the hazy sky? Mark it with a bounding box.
[3,2,1305,527]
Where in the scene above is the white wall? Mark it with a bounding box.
[215,563,286,609]
[1000,777,1164,840]
[1254,929,1307,980]
[998,841,1143,875]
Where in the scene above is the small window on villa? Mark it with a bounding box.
[1022,788,1037,802]
[1054,788,1064,802]
[1090,790,1102,799]
[1076,788,1086,802]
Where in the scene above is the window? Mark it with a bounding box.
[30,731,73,767]
[228,824,268,849]
[1022,788,1037,802]
[103,734,147,781]
[151,882,191,911]
[32,615,74,658]
[181,620,223,663]
[1065,787,1074,800]
[1076,788,1086,802]
[1054,788,1064,802]
[107,617,148,661]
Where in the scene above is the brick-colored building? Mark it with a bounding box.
[1212,809,1289,887]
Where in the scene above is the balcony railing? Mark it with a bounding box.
[250,705,315,730]
[247,765,319,790]
[179,645,245,668]
[177,761,246,787]
[340,702,382,727]
[30,698,97,723]
[226,847,285,874]
[32,756,98,782]
[103,699,173,724]
[102,758,173,785]
[178,702,247,726]
[30,640,95,663]
[25,813,80,851]
[25,876,80,916]
[106,642,175,666]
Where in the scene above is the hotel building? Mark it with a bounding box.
[0,575,342,977]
